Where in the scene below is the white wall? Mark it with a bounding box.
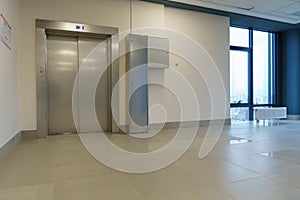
[18,0,230,130]
[132,6,230,123]
[0,0,20,148]
[164,7,230,121]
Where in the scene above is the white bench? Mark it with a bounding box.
[254,107,287,125]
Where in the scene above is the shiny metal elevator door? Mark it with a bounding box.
[47,35,109,135]
[47,35,78,134]
[78,37,109,132]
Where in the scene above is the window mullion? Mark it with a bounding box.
[249,29,254,120]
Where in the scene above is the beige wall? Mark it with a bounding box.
[0,0,20,147]
[164,7,230,121]
[18,0,229,130]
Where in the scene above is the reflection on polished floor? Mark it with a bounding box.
[1,121,300,199]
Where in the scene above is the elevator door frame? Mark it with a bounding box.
[36,19,119,138]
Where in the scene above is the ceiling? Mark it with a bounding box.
[168,0,300,24]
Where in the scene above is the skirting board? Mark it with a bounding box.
[21,130,38,139]
[119,119,231,133]
[0,132,22,162]
[287,115,300,120]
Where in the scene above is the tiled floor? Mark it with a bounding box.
[1,121,300,199]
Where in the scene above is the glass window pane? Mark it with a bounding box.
[230,27,249,47]
[230,50,249,104]
[253,31,272,105]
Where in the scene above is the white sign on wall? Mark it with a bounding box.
[0,13,12,50]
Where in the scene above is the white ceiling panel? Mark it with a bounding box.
[264,0,294,11]
[278,2,300,14]
[168,0,300,24]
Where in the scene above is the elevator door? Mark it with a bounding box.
[78,37,109,132]
[47,35,109,135]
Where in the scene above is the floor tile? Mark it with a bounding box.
[1,121,300,199]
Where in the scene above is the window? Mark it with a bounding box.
[230,27,249,47]
[253,31,275,105]
[230,27,276,121]
[230,50,249,104]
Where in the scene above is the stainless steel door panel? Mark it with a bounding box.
[47,35,78,134]
[36,20,119,137]
[78,37,109,132]
[126,34,149,134]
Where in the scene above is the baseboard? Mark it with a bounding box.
[287,115,300,120]
[0,132,22,162]
[119,119,231,133]
[21,130,38,139]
